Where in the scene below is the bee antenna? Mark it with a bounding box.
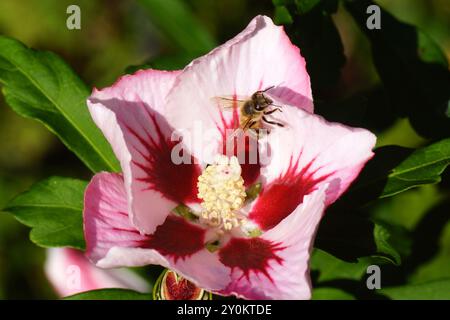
[262,80,286,93]
[262,85,275,92]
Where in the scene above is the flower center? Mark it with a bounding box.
[197,155,246,231]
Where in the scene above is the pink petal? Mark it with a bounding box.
[84,172,204,263]
[219,186,327,300]
[97,247,230,292]
[84,172,149,263]
[84,172,230,291]
[45,248,150,297]
[165,15,312,165]
[87,70,201,234]
[250,105,376,230]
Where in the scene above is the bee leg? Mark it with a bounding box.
[247,121,260,139]
[248,121,258,129]
[262,116,284,127]
[270,103,284,109]
[264,108,282,115]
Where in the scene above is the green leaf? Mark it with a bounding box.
[418,31,449,68]
[295,0,323,14]
[372,185,443,231]
[0,36,120,173]
[3,177,87,250]
[341,140,450,206]
[311,249,371,282]
[383,138,450,197]
[64,288,151,300]
[316,205,410,265]
[373,222,411,265]
[126,52,199,74]
[380,279,450,300]
[312,287,355,300]
[274,6,293,25]
[137,0,216,55]
[341,146,413,206]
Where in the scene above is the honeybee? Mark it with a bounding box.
[213,86,284,138]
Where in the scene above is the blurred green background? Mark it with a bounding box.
[0,0,448,299]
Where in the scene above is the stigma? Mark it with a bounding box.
[197,155,247,231]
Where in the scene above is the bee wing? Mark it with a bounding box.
[211,96,248,109]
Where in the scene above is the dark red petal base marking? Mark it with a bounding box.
[249,156,332,230]
[163,271,203,300]
[219,237,285,282]
[146,215,205,262]
[238,134,261,187]
[127,108,201,204]
[217,101,260,186]
[113,214,205,262]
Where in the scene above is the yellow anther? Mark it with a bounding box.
[197,155,246,231]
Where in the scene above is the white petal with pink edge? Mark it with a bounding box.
[165,15,313,164]
[219,185,327,300]
[87,70,201,235]
[97,247,230,292]
[84,172,230,292]
[249,104,376,230]
[84,172,148,263]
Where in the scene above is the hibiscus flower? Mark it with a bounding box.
[84,15,376,299]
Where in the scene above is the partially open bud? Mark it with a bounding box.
[153,269,212,300]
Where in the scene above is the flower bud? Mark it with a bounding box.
[153,269,212,300]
